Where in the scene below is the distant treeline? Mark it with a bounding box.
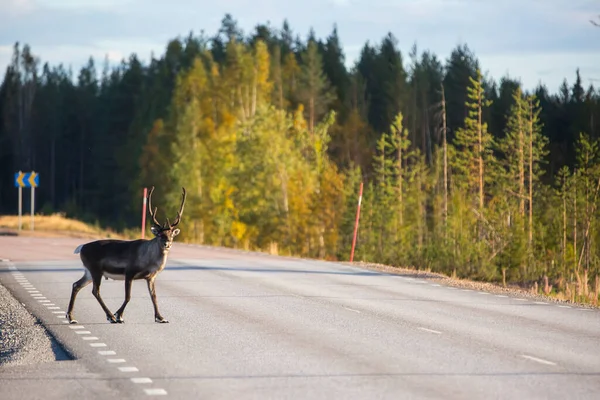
[1,14,599,302]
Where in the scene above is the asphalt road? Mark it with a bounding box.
[1,236,599,399]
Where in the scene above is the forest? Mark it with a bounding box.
[1,14,599,303]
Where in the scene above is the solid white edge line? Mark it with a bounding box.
[418,327,442,334]
[521,354,557,366]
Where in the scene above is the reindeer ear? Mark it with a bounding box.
[172,228,181,237]
[150,226,161,236]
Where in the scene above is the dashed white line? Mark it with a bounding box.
[82,337,99,341]
[534,302,548,305]
[118,366,139,372]
[496,295,508,298]
[38,300,51,303]
[515,298,527,301]
[558,305,571,308]
[56,315,66,319]
[26,290,39,293]
[478,292,490,295]
[98,351,117,356]
[418,327,442,334]
[44,303,55,306]
[461,289,472,292]
[47,306,60,310]
[69,325,85,329]
[90,343,107,347]
[75,330,92,334]
[131,377,152,384]
[144,389,167,396]
[431,284,441,287]
[52,311,64,314]
[343,306,361,313]
[521,354,557,366]
[107,359,126,363]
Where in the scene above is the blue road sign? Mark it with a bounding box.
[14,171,39,188]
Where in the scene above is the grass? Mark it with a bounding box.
[0,213,131,239]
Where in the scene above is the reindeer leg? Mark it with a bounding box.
[90,273,117,323]
[146,276,168,323]
[66,270,92,324]
[114,275,134,323]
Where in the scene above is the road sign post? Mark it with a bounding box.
[14,171,39,231]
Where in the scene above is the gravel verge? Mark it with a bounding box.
[344,261,600,310]
[0,281,64,367]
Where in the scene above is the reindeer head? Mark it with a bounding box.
[147,186,187,251]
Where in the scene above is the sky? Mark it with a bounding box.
[0,0,598,93]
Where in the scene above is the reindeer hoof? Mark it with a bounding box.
[68,317,78,324]
[107,315,118,323]
[155,317,169,323]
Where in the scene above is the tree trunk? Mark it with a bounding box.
[441,84,448,228]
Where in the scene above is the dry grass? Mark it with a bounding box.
[0,213,127,239]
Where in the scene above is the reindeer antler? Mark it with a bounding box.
[169,187,187,228]
[147,186,162,227]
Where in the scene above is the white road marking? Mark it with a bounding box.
[75,331,92,334]
[461,289,472,292]
[47,306,60,310]
[343,306,361,313]
[61,320,70,324]
[578,308,593,311]
[558,305,571,308]
[98,351,117,356]
[418,327,442,334]
[534,302,548,305]
[521,354,557,366]
[131,377,152,384]
[52,311,64,314]
[447,287,457,290]
[118,367,139,372]
[144,388,167,395]
[414,281,426,284]
[90,343,107,347]
[478,292,490,295]
[69,325,85,329]
[26,290,39,293]
[107,359,126,363]
[38,300,51,303]
[496,295,508,298]
[44,303,55,306]
[56,315,66,319]
[515,298,527,301]
[82,337,99,341]
[431,284,441,287]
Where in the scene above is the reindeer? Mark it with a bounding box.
[66,186,186,324]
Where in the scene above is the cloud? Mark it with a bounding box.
[2,0,36,16]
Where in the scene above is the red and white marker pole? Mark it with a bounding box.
[350,181,364,262]
[141,187,148,239]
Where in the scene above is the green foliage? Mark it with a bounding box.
[2,16,600,303]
